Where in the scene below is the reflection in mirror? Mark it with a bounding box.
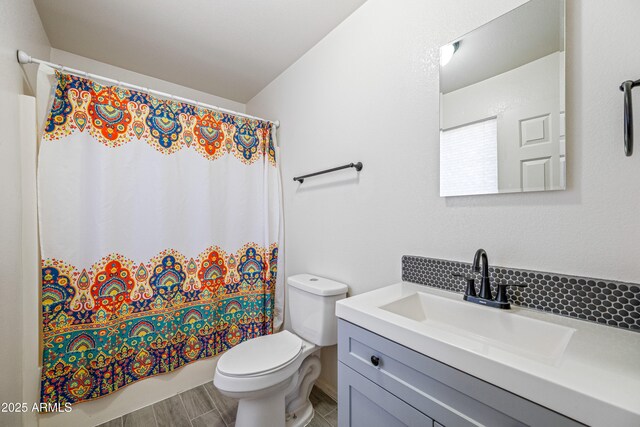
[439,0,565,197]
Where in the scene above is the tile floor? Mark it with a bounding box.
[96,383,337,427]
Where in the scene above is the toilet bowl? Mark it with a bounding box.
[215,331,320,427]
[214,274,348,427]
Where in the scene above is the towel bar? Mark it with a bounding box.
[293,162,363,183]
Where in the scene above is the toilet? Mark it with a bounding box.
[214,274,348,427]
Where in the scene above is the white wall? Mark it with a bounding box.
[246,0,640,394]
[0,1,51,426]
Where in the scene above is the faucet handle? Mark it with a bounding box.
[451,273,477,297]
[497,281,527,288]
[495,281,527,303]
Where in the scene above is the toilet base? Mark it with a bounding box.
[236,385,288,427]
[285,402,314,427]
[285,352,321,426]
[233,379,316,427]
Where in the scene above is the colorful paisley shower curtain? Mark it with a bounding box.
[38,71,282,406]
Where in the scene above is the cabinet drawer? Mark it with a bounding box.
[338,361,434,427]
[338,320,584,427]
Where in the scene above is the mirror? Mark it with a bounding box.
[439,0,565,197]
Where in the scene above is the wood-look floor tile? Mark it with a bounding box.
[96,418,123,427]
[123,405,157,427]
[323,409,338,427]
[152,395,191,427]
[204,381,238,425]
[308,414,332,427]
[309,386,337,417]
[180,385,215,420]
[191,409,226,427]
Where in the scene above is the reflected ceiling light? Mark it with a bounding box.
[440,41,460,67]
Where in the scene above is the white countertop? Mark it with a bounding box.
[335,282,640,427]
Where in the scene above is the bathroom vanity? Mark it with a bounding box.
[335,283,640,427]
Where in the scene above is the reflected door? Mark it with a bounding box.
[499,99,563,192]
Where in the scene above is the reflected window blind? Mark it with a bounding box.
[440,118,498,197]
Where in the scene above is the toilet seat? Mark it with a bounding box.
[217,331,303,378]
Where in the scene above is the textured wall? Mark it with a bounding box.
[0,1,51,426]
[246,0,640,394]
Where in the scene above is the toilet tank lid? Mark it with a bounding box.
[287,274,348,296]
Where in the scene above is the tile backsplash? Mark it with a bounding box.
[402,255,640,331]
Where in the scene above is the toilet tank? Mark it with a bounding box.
[287,274,348,346]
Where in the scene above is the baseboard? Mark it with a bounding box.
[314,377,337,402]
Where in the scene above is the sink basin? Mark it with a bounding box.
[380,291,575,363]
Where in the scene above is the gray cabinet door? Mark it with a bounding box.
[338,361,434,427]
[338,320,584,427]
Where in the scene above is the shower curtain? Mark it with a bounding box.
[38,70,283,406]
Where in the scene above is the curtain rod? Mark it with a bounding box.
[16,50,280,128]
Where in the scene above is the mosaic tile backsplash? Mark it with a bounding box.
[402,255,640,331]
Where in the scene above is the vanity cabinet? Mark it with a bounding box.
[337,320,584,427]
